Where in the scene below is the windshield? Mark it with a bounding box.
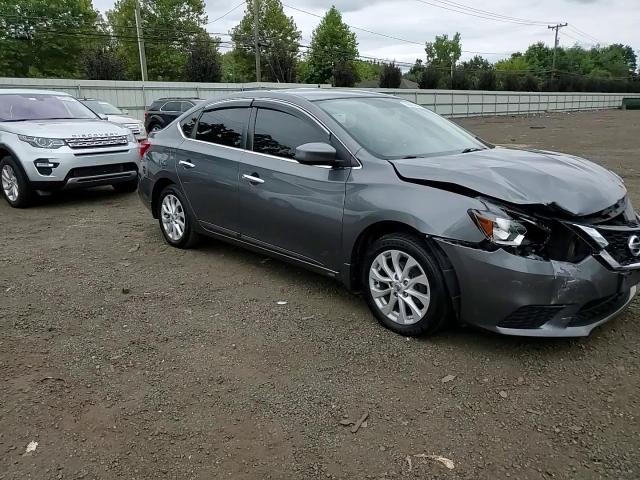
[316,97,488,159]
[0,94,99,121]
[82,100,123,115]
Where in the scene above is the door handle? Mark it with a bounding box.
[242,173,264,184]
[179,160,195,168]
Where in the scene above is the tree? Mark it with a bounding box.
[107,0,208,81]
[379,62,401,88]
[82,46,127,80]
[0,0,101,78]
[231,0,301,83]
[477,69,497,90]
[451,66,470,90]
[185,33,222,82]
[305,6,358,85]
[424,32,461,87]
[418,65,441,89]
[354,60,382,82]
[333,62,357,87]
[405,59,425,83]
[460,55,491,89]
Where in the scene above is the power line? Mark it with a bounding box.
[567,25,603,45]
[413,0,556,26]
[206,1,246,25]
[422,0,558,25]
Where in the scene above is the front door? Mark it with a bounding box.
[237,103,350,271]
[176,101,250,234]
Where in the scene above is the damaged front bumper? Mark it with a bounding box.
[436,239,640,337]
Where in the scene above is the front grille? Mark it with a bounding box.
[569,293,628,327]
[598,228,640,266]
[68,163,137,178]
[65,135,128,149]
[497,305,565,329]
[124,123,141,134]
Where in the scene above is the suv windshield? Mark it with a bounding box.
[82,100,123,115]
[0,94,98,122]
[316,97,488,159]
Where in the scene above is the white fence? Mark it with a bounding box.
[1,77,638,121]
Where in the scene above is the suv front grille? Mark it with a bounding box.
[68,163,138,178]
[598,228,640,267]
[65,135,128,149]
[497,305,564,329]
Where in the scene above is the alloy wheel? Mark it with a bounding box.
[161,194,186,241]
[1,164,19,202]
[369,249,431,325]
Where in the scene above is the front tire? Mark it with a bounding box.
[157,186,199,248]
[1,155,33,208]
[362,233,451,336]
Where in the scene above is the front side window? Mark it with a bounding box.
[194,108,248,148]
[316,97,488,159]
[253,108,325,159]
[82,100,123,115]
[0,94,98,122]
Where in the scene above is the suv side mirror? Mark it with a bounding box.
[295,142,337,166]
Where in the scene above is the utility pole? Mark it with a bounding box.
[253,0,261,83]
[548,23,568,80]
[134,0,148,82]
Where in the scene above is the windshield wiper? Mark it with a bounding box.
[461,147,486,154]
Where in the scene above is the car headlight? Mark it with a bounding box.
[469,209,529,246]
[127,132,136,143]
[18,135,65,149]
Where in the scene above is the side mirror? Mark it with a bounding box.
[121,109,129,115]
[295,142,337,166]
[97,113,108,120]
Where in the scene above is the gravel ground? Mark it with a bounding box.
[1,109,639,480]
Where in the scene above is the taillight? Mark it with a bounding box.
[144,111,149,119]
[139,139,151,159]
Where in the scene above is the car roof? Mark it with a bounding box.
[0,89,72,96]
[208,88,390,104]
[154,97,203,101]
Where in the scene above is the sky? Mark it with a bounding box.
[92,0,640,65]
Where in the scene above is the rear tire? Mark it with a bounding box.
[157,185,199,249]
[362,233,451,336]
[113,179,138,193]
[1,155,33,208]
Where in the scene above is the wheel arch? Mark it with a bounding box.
[347,220,461,322]
[151,177,176,218]
[0,143,28,178]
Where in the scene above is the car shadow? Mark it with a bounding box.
[31,186,136,208]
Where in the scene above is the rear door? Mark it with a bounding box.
[237,101,350,271]
[175,100,251,234]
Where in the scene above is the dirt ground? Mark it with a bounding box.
[1,110,639,480]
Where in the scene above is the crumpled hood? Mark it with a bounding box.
[390,147,626,217]
[1,119,129,137]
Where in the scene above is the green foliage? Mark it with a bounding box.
[185,33,222,83]
[0,0,100,78]
[231,0,301,83]
[333,62,357,87]
[107,0,207,81]
[425,32,461,70]
[305,6,358,85]
[451,67,470,90]
[82,46,127,80]
[477,69,497,90]
[354,60,382,82]
[379,62,401,88]
[405,59,425,83]
[418,65,442,89]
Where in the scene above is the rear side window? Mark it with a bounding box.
[253,108,325,159]
[161,101,182,112]
[180,110,200,137]
[180,101,194,112]
[194,108,248,148]
[149,101,163,111]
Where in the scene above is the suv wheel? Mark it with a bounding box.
[157,186,199,248]
[1,155,33,208]
[149,124,162,133]
[362,233,450,336]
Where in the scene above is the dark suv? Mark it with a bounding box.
[144,98,203,134]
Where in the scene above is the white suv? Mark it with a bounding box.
[0,89,140,208]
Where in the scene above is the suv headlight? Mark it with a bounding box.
[18,135,65,149]
[469,209,529,246]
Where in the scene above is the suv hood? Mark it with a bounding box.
[0,119,129,137]
[390,147,626,217]
[105,114,141,125]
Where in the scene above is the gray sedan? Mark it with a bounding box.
[138,89,640,337]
